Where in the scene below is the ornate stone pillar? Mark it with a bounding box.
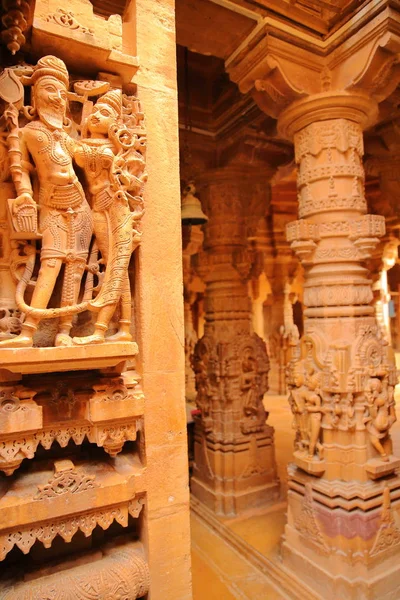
[227,10,400,596]
[191,166,279,516]
[255,204,299,394]
[279,90,400,597]
[182,224,204,402]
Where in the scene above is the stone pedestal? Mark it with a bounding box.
[191,166,279,516]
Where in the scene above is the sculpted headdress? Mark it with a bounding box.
[22,55,69,88]
[97,89,123,118]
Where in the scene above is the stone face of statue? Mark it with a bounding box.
[34,76,68,129]
[87,102,117,137]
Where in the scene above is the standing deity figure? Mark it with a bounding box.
[304,370,324,460]
[241,348,259,417]
[72,90,146,345]
[0,56,92,348]
[288,365,325,460]
[0,56,146,348]
[289,371,309,453]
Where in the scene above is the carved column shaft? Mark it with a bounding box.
[280,93,399,590]
[226,9,400,595]
[191,166,278,516]
[285,100,397,475]
[182,224,204,402]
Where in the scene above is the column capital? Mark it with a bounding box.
[227,5,400,127]
[278,91,377,140]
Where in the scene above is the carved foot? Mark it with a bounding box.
[55,333,73,347]
[106,330,132,342]
[72,334,105,346]
[0,335,33,348]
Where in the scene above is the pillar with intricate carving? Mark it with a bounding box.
[182,224,204,402]
[228,9,400,596]
[191,166,279,516]
[261,215,299,394]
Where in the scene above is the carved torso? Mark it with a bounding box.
[23,122,78,188]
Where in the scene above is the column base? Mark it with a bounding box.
[191,475,280,517]
[282,466,400,599]
[282,538,400,600]
[191,423,279,516]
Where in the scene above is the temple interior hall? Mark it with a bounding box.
[177,1,400,598]
[2,1,400,599]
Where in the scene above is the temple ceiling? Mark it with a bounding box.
[176,0,373,59]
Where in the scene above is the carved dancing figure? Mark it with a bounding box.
[0,55,92,348]
[289,365,325,459]
[364,377,396,461]
[72,89,146,344]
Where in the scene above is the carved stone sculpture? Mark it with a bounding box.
[1,0,31,55]
[0,541,150,599]
[182,217,204,402]
[191,165,279,516]
[0,55,146,349]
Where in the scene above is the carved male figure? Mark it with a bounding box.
[0,55,92,347]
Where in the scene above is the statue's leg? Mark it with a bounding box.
[72,210,112,345]
[55,260,86,347]
[73,304,114,345]
[369,434,389,461]
[107,272,132,342]
[0,258,63,348]
[308,415,321,459]
[55,204,92,347]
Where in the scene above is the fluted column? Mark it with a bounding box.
[191,166,279,516]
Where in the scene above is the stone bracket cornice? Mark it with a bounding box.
[287,214,386,263]
[227,4,400,124]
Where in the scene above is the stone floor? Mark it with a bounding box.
[190,389,400,599]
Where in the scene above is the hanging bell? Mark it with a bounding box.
[181,183,208,226]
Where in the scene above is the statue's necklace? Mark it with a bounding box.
[81,139,113,177]
[30,122,71,166]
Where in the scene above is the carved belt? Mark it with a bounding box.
[40,180,85,210]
